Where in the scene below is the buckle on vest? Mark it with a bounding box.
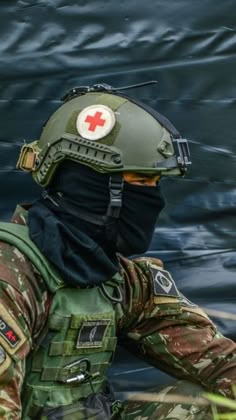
[63,358,91,384]
[62,358,101,393]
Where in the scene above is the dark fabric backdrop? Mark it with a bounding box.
[1,0,236,393]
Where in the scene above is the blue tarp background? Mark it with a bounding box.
[1,0,236,393]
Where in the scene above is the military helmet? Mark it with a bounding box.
[17,84,191,187]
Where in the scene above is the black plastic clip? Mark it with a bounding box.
[106,174,124,219]
[172,138,192,170]
[62,81,158,102]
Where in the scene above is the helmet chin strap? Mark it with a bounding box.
[105,174,124,250]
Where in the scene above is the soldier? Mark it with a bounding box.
[0,83,235,419]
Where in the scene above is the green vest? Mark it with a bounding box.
[0,223,122,418]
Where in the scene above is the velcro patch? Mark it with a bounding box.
[0,304,26,354]
[150,266,179,298]
[76,320,110,349]
[0,317,20,348]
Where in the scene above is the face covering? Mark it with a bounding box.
[116,181,165,256]
[28,162,165,287]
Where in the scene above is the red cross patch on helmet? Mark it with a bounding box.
[76,104,116,141]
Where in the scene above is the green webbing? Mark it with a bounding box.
[40,362,109,381]
[49,313,71,330]
[70,311,114,329]
[49,337,117,356]
[31,351,45,372]
[25,377,107,418]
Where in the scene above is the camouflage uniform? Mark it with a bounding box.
[0,206,236,419]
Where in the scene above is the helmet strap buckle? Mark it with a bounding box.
[107,174,124,219]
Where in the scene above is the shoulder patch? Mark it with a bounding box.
[0,316,20,348]
[149,265,179,298]
[0,304,26,355]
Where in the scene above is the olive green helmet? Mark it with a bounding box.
[17,84,191,187]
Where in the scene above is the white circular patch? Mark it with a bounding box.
[76,104,116,141]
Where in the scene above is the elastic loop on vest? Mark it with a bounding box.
[101,283,123,303]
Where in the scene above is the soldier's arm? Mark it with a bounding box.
[118,255,236,398]
[0,242,50,418]
[0,282,31,418]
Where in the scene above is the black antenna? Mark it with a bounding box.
[62,81,158,102]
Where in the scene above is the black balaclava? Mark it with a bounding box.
[28,161,165,287]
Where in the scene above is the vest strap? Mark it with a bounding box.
[49,337,117,356]
[40,362,110,382]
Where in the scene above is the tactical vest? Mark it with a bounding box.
[0,223,122,419]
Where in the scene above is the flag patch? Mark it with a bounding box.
[150,267,179,298]
[76,320,110,348]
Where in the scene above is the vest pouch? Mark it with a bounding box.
[22,287,118,417]
[39,392,111,420]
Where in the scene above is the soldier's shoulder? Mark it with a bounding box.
[118,254,164,272]
[0,239,45,294]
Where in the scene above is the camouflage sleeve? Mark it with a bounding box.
[0,241,50,419]
[118,255,236,398]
